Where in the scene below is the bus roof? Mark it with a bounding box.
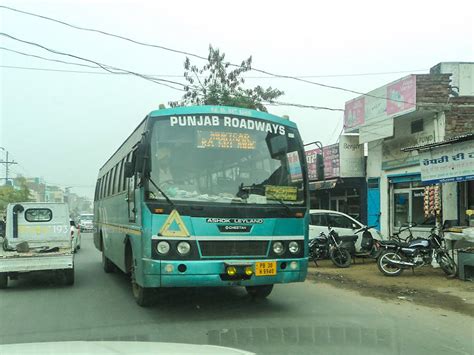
[149,105,297,128]
[99,105,297,173]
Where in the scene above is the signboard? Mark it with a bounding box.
[305,136,363,181]
[196,130,256,150]
[287,151,303,182]
[305,148,319,181]
[323,144,340,179]
[339,135,365,177]
[420,140,474,183]
[386,75,417,115]
[344,97,365,129]
[344,75,417,142]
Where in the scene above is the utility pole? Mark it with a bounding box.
[0,147,18,186]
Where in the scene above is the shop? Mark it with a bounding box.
[404,135,474,227]
[305,135,367,223]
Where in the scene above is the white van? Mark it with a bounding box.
[0,202,74,288]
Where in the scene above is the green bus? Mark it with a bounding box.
[93,105,309,306]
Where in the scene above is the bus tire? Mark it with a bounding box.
[0,273,8,289]
[131,268,154,307]
[246,284,273,299]
[102,250,115,273]
[64,269,74,286]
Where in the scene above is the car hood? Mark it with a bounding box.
[0,341,255,355]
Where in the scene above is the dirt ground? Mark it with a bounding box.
[307,258,474,317]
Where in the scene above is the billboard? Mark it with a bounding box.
[344,75,417,140]
[420,140,474,183]
[305,148,319,181]
[305,136,364,181]
[386,75,417,115]
[339,135,365,177]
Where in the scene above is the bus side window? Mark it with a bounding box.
[94,179,100,201]
[117,159,125,193]
[112,162,119,195]
[123,152,132,191]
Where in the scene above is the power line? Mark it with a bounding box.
[0,5,418,105]
[0,64,109,74]
[0,63,344,111]
[0,33,186,91]
[0,46,99,69]
[266,100,344,112]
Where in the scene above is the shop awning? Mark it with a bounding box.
[309,179,338,190]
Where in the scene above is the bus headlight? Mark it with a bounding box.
[157,241,170,255]
[289,241,299,254]
[273,241,285,255]
[177,241,191,256]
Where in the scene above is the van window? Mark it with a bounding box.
[25,208,53,222]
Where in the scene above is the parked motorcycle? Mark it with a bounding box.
[377,226,457,277]
[351,225,382,259]
[308,228,356,268]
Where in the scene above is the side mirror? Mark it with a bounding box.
[134,142,150,174]
[352,223,358,230]
[266,134,288,159]
[124,162,134,178]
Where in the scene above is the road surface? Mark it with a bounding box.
[0,233,472,354]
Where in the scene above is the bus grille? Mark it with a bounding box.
[199,240,268,257]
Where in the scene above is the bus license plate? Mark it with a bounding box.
[255,261,277,276]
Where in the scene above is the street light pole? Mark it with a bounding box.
[0,147,18,186]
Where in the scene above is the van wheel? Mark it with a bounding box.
[102,250,115,273]
[246,285,273,299]
[64,269,74,286]
[0,273,8,289]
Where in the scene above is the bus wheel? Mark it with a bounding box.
[0,273,8,289]
[102,250,115,273]
[131,268,154,307]
[246,285,273,299]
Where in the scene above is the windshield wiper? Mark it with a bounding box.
[148,177,176,210]
[236,183,265,199]
[265,191,292,214]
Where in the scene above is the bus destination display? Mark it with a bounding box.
[197,130,256,150]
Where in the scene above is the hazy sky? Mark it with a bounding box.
[1,0,473,198]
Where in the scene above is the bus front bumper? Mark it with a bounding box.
[141,258,308,288]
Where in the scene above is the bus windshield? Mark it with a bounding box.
[148,115,305,205]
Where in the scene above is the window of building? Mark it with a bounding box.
[411,119,424,134]
[392,181,436,228]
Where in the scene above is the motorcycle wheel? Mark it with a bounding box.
[329,248,351,268]
[377,250,403,276]
[436,251,457,277]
